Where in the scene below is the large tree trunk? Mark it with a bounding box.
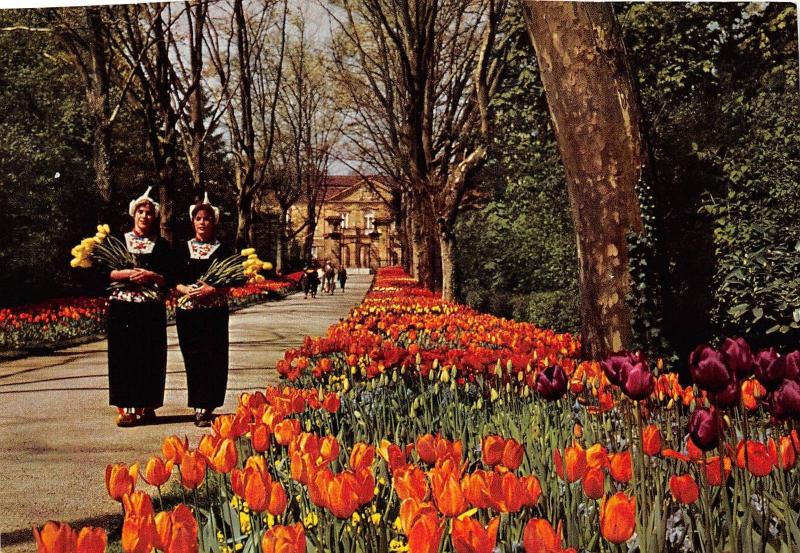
[188,0,206,200]
[413,192,440,291]
[275,207,288,273]
[522,2,648,359]
[303,199,317,261]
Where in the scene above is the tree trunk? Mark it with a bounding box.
[439,229,456,301]
[85,7,113,220]
[303,199,317,261]
[522,2,648,359]
[236,189,252,249]
[276,207,288,273]
[188,0,206,200]
[413,192,440,291]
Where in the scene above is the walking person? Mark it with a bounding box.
[174,194,230,427]
[303,261,319,299]
[108,187,172,427]
[337,265,347,294]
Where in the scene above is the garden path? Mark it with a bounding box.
[0,275,372,552]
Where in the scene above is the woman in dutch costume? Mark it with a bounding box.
[109,187,172,427]
[175,194,230,427]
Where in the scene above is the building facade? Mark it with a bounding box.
[287,175,401,270]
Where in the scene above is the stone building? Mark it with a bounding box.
[287,175,401,270]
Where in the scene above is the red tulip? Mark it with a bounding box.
[736,440,773,477]
[481,435,504,467]
[669,474,699,504]
[180,451,207,490]
[76,527,107,553]
[642,425,662,457]
[142,457,173,487]
[688,407,721,451]
[501,439,525,471]
[689,345,732,393]
[608,451,632,484]
[581,467,605,500]
[523,518,563,553]
[599,493,636,544]
[721,337,754,378]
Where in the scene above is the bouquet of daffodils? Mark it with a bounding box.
[178,248,273,305]
[70,225,159,299]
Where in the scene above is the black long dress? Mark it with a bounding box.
[107,232,172,408]
[175,239,230,410]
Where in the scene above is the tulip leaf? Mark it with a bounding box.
[728,303,750,318]
[793,308,800,322]
[752,307,763,321]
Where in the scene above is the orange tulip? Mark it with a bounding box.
[581,467,605,500]
[350,442,375,473]
[686,437,704,461]
[180,451,207,490]
[429,463,467,517]
[325,472,361,518]
[212,413,247,439]
[322,392,341,413]
[741,378,765,410]
[319,435,340,463]
[416,434,437,464]
[377,439,408,472]
[105,463,138,502]
[142,456,173,487]
[522,518,562,553]
[736,440,773,477]
[502,439,525,471]
[242,467,272,512]
[553,443,587,483]
[261,523,306,553]
[521,474,542,507]
[451,516,499,553]
[461,470,490,510]
[399,497,437,534]
[394,465,429,501]
[407,510,444,553]
[162,435,189,465]
[703,456,732,486]
[274,419,301,446]
[121,492,157,553]
[33,521,76,553]
[669,474,699,504]
[599,493,636,544]
[608,451,632,484]
[769,436,797,470]
[155,504,197,553]
[481,435,505,467]
[586,444,609,470]
[196,434,219,462]
[250,423,272,453]
[209,438,237,474]
[642,425,662,457]
[76,527,107,553]
[487,471,524,513]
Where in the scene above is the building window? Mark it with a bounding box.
[340,212,349,229]
[364,212,375,230]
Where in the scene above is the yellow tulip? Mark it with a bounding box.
[240,248,255,256]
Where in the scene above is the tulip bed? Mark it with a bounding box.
[1,280,295,354]
[36,267,800,553]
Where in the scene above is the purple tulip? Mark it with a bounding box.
[535,364,568,401]
[785,350,800,383]
[768,380,800,420]
[601,352,640,387]
[620,358,655,401]
[721,337,754,378]
[688,407,721,451]
[689,345,732,393]
[754,348,785,391]
[708,375,740,408]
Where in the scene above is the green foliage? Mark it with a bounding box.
[455,16,579,333]
[0,11,99,305]
[622,2,800,352]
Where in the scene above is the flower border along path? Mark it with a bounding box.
[37,266,800,553]
[0,278,299,360]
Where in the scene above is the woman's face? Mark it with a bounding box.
[193,209,215,241]
[133,203,156,235]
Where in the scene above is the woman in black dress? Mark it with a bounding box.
[175,195,230,427]
[109,187,172,427]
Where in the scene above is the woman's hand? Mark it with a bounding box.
[189,281,215,298]
[130,268,166,287]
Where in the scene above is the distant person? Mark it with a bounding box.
[337,266,347,294]
[174,194,230,427]
[317,265,325,296]
[108,187,172,427]
[324,262,336,295]
[303,261,319,299]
